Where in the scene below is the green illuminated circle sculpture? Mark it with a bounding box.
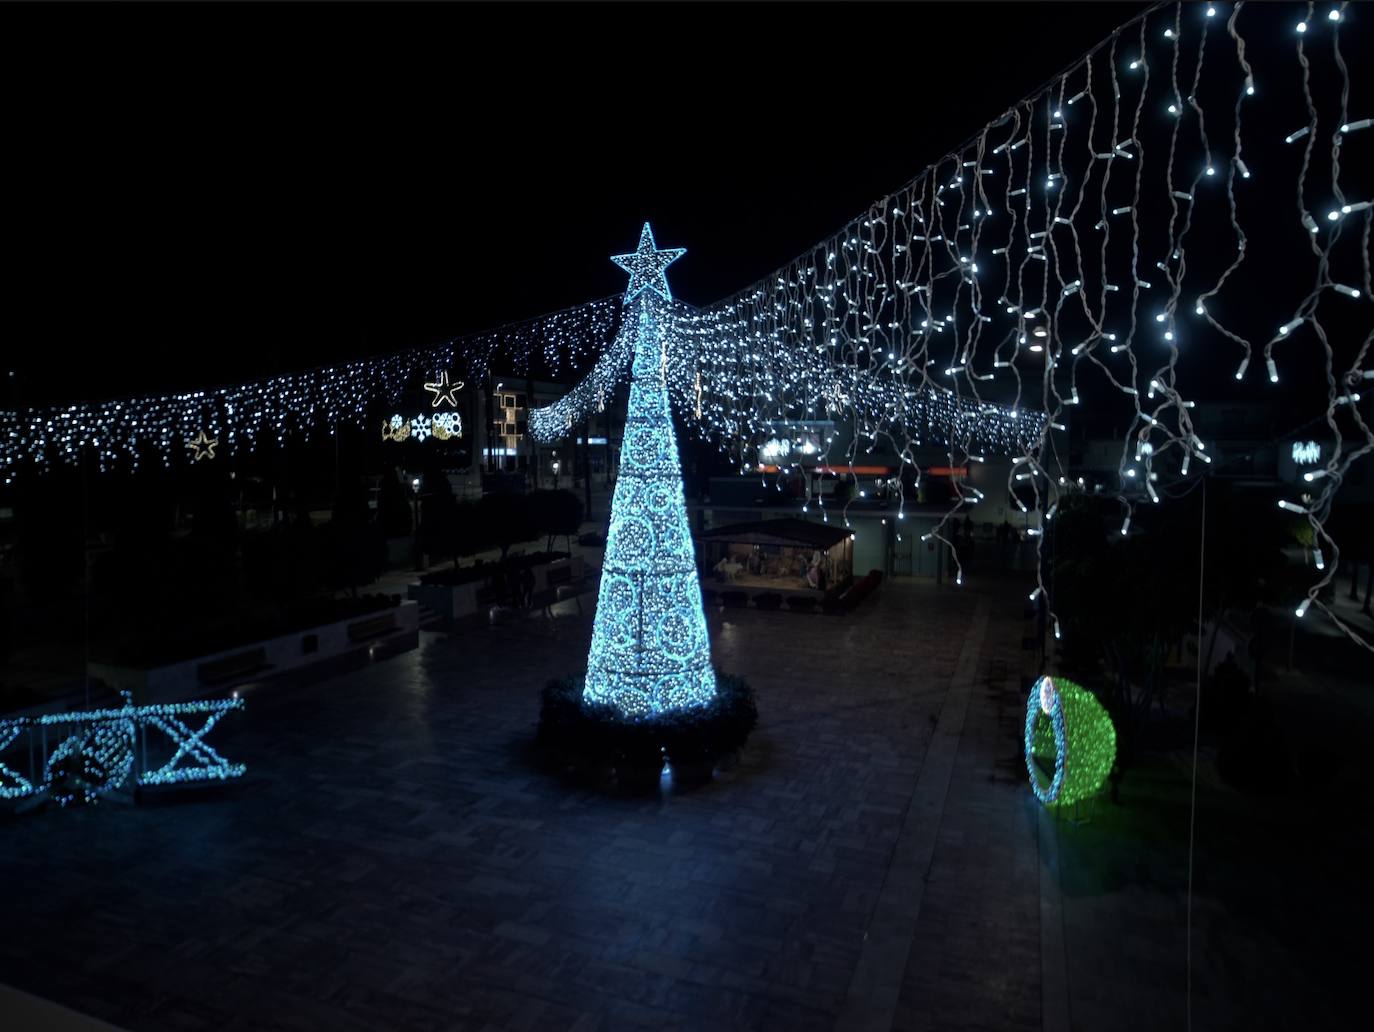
[1024,676,1116,808]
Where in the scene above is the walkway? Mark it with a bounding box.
[3,574,1359,1029]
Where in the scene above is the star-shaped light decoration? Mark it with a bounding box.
[187,430,218,461]
[424,370,464,408]
[611,222,685,304]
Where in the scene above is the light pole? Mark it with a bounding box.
[411,475,422,571]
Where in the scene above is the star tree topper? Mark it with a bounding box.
[611,222,685,304]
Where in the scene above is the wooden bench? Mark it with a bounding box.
[197,647,269,686]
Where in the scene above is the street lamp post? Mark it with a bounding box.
[411,476,423,571]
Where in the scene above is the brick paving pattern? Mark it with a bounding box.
[1,580,985,1031]
[5,574,1351,1030]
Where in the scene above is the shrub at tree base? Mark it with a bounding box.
[537,672,758,790]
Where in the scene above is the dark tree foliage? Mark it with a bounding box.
[1047,480,1300,768]
[242,522,323,602]
[89,449,178,641]
[188,464,239,547]
[1325,502,1374,613]
[185,463,241,621]
[418,456,457,566]
[377,464,412,538]
[450,500,488,563]
[326,472,384,595]
[530,488,584,553]
[15,463,86,604]
[476,490,539,561]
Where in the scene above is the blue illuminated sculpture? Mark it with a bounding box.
[0,695,246,810]
[583,223,718,720]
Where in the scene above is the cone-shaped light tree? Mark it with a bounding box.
[583,224,717,720]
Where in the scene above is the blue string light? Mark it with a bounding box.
[1,696,247,807]
[1024,677,1068,805]
[0,720,36,800]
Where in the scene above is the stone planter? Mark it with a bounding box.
[86,601,419,707]
[406,581,483,626]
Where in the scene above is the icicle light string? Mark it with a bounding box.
[660,1,1368,651]
[2,2,1370,652]
[0,297,624,479]
[533,3,1365,656]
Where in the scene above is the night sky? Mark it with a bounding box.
[2,1,1152,407]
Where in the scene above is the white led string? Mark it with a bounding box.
[0,297,623,479]
[540,1,1371,652]
[1,3,1369,653]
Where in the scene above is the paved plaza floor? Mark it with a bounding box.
[2,577,1361,1030]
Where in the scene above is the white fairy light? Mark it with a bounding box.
[2,1,1368,658]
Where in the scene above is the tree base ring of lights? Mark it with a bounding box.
[1024,675,1116,808]
[536,671,758,793]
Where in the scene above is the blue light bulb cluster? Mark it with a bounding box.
[0,696,247,808]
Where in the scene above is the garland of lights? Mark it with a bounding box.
[0,696,246,808]
[1,3,1369,656]
[1024,675,1117,807]
[0,719,36,800]
[0,299,620,479]
[543,2,1374,653]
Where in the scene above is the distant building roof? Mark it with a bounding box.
[697,518,852,550]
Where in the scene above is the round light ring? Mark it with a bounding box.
[1025,677,1067,804]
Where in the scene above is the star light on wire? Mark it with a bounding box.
[611,222,686,304]
[187,430,217,461]
[423,370,464,407]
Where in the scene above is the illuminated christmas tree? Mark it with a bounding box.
[583,224,717,720]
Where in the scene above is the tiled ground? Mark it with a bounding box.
[7,574,1352,1031]
[2,580,1010,1032]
